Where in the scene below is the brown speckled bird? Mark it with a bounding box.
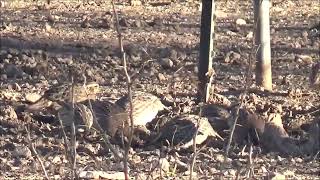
[54,99,123,135]
[157,114,222,149]
[67,91,165,138]
[115,91,166,127]
[26,82,100,111]
[55,91,166,147]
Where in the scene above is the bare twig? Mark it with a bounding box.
[25,126,49,180]
[85,99,123,160]
[189,120,200,180]
[224,8,260,159]
[70,77,77,179]
[110,1,134,179]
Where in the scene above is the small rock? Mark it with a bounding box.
[0,74,7,80]
[159,58,173,69]
[56,57,73,65]
[157,73,166,81]
[214,154,225,163]
[6,53,13,59]
[236,18,246,26]
[295,54,313,64]
[246,31,253,39]
[151,158,170,173]
[44,22,51,31]
[228,169,236,176]
[25,93,42,103]
[295,157,303,163]
[270,173,286,180]
[130,0,142,6]
[226,30,237,36]
[52,156,61,164]
[20,54,30,62]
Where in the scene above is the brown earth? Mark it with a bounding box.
[0,0,319,179]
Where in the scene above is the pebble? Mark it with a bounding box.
[236,18,247,26]
[246,31,253,39]
[157,73,166,81]
[159,58,173,69]
[25,93,42,103]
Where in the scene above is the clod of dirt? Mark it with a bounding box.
[159,58,174,69]
[224,51,242,64]
[4,64,24,78]
[81,16,91,28]
[119,18,130,27]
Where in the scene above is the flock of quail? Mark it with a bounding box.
[22,79,227,148]
[23,61,319,149]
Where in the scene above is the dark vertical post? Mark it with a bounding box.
[198,0,215,102]
[253,0,272,90]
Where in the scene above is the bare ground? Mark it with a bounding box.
[0,0,319,179]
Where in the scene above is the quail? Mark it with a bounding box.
[26,82,100,111]
[67,99,128,137]
[115,91,166,127]
[57,91,165,146]
[157,114,222,149]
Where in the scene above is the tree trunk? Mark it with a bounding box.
[198,0,216,102]
[254,0,272,91]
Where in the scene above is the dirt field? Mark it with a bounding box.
[0,0,319,179]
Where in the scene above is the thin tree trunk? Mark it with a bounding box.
[254,0,272,91]
[198,0,216,102]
